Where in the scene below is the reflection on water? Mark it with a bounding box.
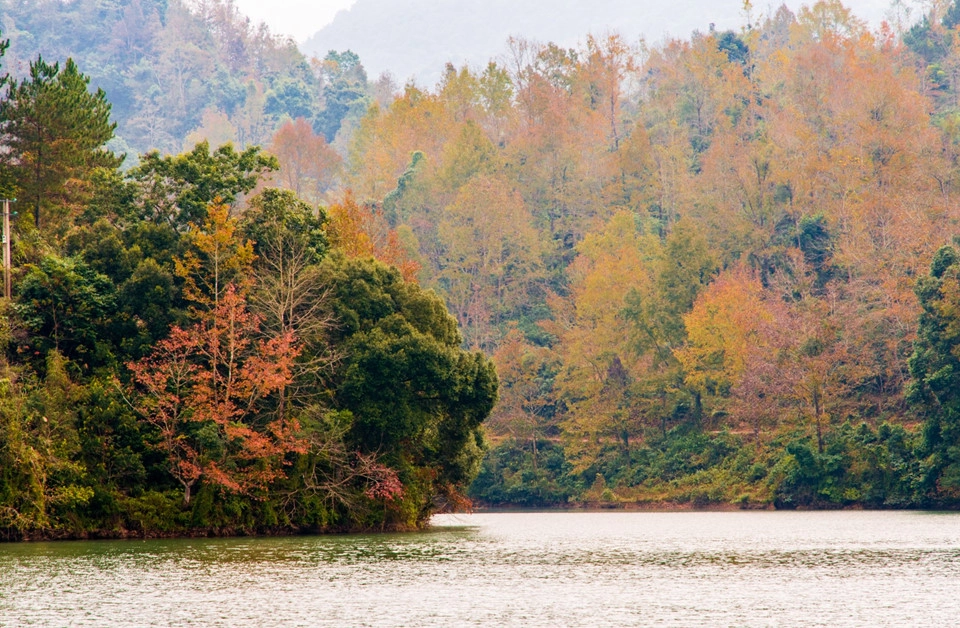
[2,511,959,626]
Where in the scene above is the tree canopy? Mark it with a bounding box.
[1,56,121,231]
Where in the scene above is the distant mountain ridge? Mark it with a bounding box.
[302,0,891,86]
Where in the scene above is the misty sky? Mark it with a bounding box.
[234,0,899,44]
[232,0,358,42]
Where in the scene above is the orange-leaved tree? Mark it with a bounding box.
[327,191,421,282]
[131,200,304,505]
[175,198,256,311]
[268,117,342,205]
[676,265,770,425]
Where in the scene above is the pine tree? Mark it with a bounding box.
[1,56,122,231]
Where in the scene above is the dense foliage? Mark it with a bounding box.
[0,26,496,540]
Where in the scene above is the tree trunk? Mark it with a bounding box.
[531,429,538,471]
[814,391,824,454]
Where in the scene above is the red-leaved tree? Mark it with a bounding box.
[128,285,305,504]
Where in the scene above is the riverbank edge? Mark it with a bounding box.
[7,500,949,542]
[0,521,427,543]
[473,501,775,512]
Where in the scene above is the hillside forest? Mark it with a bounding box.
[4,0,960,540]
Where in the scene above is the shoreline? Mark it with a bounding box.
[7,501,953,543]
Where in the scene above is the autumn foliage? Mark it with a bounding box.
[127,286,302,504]
[326,191,421,282]
[341,2,960,508]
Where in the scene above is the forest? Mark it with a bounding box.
[0,1,497,540]
[4,0,960,541]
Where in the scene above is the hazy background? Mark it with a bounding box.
[233,0,356,42]
[236,0,898,85]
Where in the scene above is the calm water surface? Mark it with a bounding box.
[2,511,959,626]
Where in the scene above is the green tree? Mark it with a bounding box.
[321,254,498,521]
[265,77,317,122]
[628,220,719,362]
[0,352,92,535]
[117,257,179,360]
[315,50,369,142]
[908,244,960,503]
[64,218,181,363]
[14,254,117,370]
[130,141,277,229]
[1,56,121,231]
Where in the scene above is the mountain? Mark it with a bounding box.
[302,0,893,86]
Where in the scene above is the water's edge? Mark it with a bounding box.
[5,500,950,543]
[3,511,960,627]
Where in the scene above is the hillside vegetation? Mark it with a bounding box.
[339,1,960,509]
[0,0,374,167]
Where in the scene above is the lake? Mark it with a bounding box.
[2,511,959,626]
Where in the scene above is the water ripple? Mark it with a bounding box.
[2,511,959,626]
